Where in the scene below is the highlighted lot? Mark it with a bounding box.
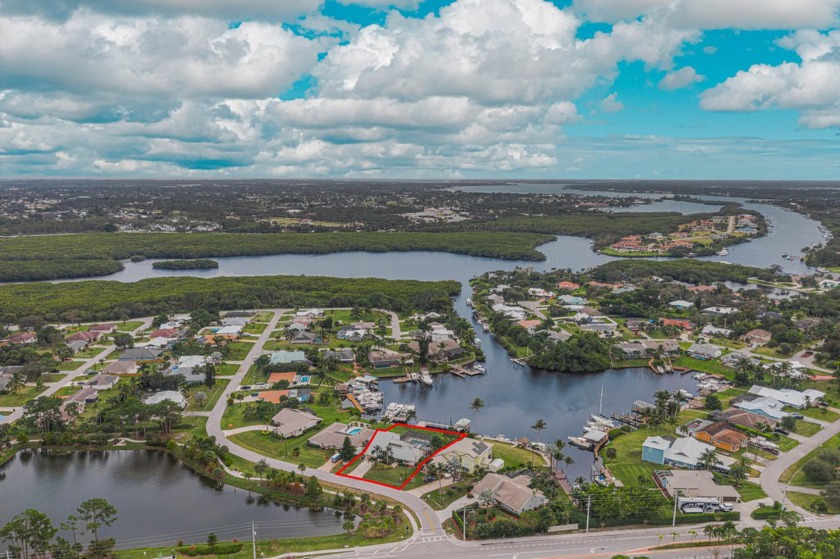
[336,424,466,490]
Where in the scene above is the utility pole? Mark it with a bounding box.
[251,521,257,559]
[585,495,591,534]
[462,503,467,541]
[672,490,680,527]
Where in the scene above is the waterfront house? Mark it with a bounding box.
[539,329,572,343]
[472,473,547,516]
[686,420,748,452]
[686,343,722,360]
[719,408,778,429]
[614,342,648,359]
[744,329,772,346]
[366,431,426,466]
[270,408,321,438]
[367,349,405,369]
[733,396,788,421]
[643,436,731,471]
[642,436,672,464]
[322,349,355,363]
[433,438,492,474]
[491,303,527,320]
[644,339,681,355]
[747,385,824,409]
[429,323,457,342]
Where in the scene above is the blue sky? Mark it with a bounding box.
[1,0,839,179]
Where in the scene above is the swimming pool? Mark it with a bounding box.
[345,427,362,435]
[300,375,311,383]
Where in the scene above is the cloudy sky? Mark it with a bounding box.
[1,0,839,179]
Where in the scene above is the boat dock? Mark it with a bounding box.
[450,364,486,378]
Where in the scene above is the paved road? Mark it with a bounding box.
[205,310,443,536]
[759,408,840,511]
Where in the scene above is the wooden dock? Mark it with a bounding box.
[345,393,365,413]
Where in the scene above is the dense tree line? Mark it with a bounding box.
[589,259,784,284]
[151,259,219,270]
[0,260,124,282]
[527,333,612,373]
[0,275,459,323]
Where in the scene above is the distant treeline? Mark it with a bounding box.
[0,275,461,323]
[0,231,553,282]
[589,259,784,284]
[152,259,219,270]
[420,212,731,247]
[0,259,124,282]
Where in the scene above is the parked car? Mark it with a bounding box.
[792,413,804,419]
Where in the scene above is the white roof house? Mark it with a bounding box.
[748,386,825,409]
[669,300,693,309]
[701,324,733,337]
[734,396,788,420]
[215,326,242,336]
[665,437,732,471]
[145,390,187,408]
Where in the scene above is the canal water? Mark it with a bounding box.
[2,186,827,539]
[0,450,345,547]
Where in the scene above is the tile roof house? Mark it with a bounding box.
[472,473,548,516]
[659,318,694,330]
[365,431,426,466]
[367,349,405,369]
[270,408,321,438]
[81,374,119,390]
[89,323,117,333]
[688,420,749,452]
[744,329,772,346]
[719,408,779,429]
[322,349,355,363]
[66,331,101,343]
[654,470,740,502]
[687,343,723,360]
[145,390,187,408]
[267,371,298,385]
[515,320,542,334]
[6,332,36,345]
[118,347,163,361]
[557,281,580,291]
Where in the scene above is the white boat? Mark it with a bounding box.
[466,298,473,307]
[568,436,591,449]
[420,369,433,386]
[717,248,729,256]
[473,364,486,373]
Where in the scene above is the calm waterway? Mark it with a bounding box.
[3,187,827,540]
[0,450,345,547]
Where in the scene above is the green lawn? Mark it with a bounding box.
[0,385,43,407]
[753,346,796,359]
[186,379,229,412]
[490,441,547,470]
[775,435,800,453]
[364,463,426,490]
[230,430,333,468]
[241,365,265,387]
[116,321,145,332]
[216,363,240,376]
[798,406,840,422]
[253,311,274,322]
[172,416,209,444]
[711,337,747,350]
[608,463,662,487]
[74,346,110,358]
[736,482,767,502]
[672,356,734,377]
[793,420,822,437]
[57,360,86,371]
[243,323,268,335]
[781,431,840,485]
[226,341,255,360]
[715,387,748,408]
[787,491,840,514]
[40,373,66,383]
[422,480,473,510]
[222,404,266,430]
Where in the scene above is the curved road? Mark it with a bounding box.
[204,310,443,535]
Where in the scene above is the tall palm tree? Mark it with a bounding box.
[531,418,547,445]
[470,398,485,434]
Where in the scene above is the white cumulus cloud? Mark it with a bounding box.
[659,66,704,90]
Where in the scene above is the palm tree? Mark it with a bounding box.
[470,398,484,433]
[531,418,547,445]
[698,448,720,471]
[404,408,417,425]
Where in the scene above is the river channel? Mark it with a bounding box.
[2,186,827,541]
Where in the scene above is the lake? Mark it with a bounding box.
[0,450,345,548]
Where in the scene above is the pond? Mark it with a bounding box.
[0,450,345,549]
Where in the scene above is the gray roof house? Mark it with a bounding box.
[118,348,163,361]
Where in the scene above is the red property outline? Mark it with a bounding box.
[335,424,467,490]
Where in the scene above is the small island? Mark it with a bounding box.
[151,259,220,270]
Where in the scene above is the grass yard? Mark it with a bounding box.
[490,441,548,470]
[253,311,274,322]
[364,463,426,490]
[787,491,840,514]
[57,360,86,371]
[221,404,266,430]
[40,373,66,383]
[231,430,333,468]
[798,406,840,422]
[0,385,43,407]
[715,387,748,408]
[216,363,240,376]
[736,482,767,502]
[241,365,265,387]
[116,321,145,332]
[672,356,734,378]
[753,346,796,359]
[226,341,255,361]
[781,431,840,485]
[186,379,229,412]
[74,346,110,358]
[243,323,268,335]
[793,420,822,437]
[422,480,473,510]
[608,463,662,487]
[172,416,209,444]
